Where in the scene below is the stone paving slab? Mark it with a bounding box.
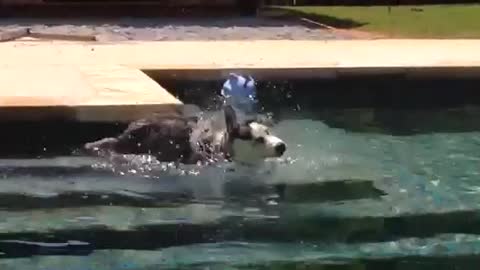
[1,39,479,113]
[0,64,181,122]
[2,40,479,70]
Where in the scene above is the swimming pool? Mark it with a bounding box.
[1,76,480,269]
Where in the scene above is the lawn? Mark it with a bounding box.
[268,4,480,38]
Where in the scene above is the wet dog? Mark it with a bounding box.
[84,105,286,165]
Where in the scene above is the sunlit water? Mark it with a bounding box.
[1,107,480,269]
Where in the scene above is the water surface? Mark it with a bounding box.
[2,79,480,269]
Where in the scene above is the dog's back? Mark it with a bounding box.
[84,104,286,165]
[85,112,201,164]
[84,105,231,164]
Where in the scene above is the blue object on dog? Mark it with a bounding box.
[221,73,258,113]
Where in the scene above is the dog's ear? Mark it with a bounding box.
[224,105,239,135]
[224,105,253,140]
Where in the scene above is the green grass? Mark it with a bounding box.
[269,4,480,38]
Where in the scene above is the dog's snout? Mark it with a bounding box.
[274,143,286,156]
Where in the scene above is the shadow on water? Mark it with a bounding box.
[162,76,480,135]
[1,208,480,257]
[0,121,127,157]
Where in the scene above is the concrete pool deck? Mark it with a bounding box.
[1,39,480,121]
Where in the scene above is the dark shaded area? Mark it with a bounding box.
[270,257,480,270]
[270,180,386,203]
[235,209,480,244]
[162,75,480,110]
[0,192,192,210]
[0,120,127,157]
[266,6,366,29]
[0,224,219,257]
[0,0,261,18]
[1,208,480,256]
[0,6,244,18]
[160,75,480,135]
[0,240,92,258]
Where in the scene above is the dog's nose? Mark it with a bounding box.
[274,143,286,156]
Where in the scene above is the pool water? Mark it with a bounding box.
[1,77,480,269]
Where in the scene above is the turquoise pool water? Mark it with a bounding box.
[0,75,480,270]
[2,78,480,269]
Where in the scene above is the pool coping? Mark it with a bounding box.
[1,39,480,121]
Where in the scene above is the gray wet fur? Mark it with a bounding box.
[84,105,251,165]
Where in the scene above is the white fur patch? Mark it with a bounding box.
[232,122,286,164]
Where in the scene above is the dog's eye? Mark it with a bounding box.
[255,137,265,144]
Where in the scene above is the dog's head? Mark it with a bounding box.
[223,106,286,163]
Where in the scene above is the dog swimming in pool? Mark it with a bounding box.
[84,105,287,166]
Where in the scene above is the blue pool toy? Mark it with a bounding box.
[221,73,258,114]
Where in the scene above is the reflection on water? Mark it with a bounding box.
[3,93,480,268]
